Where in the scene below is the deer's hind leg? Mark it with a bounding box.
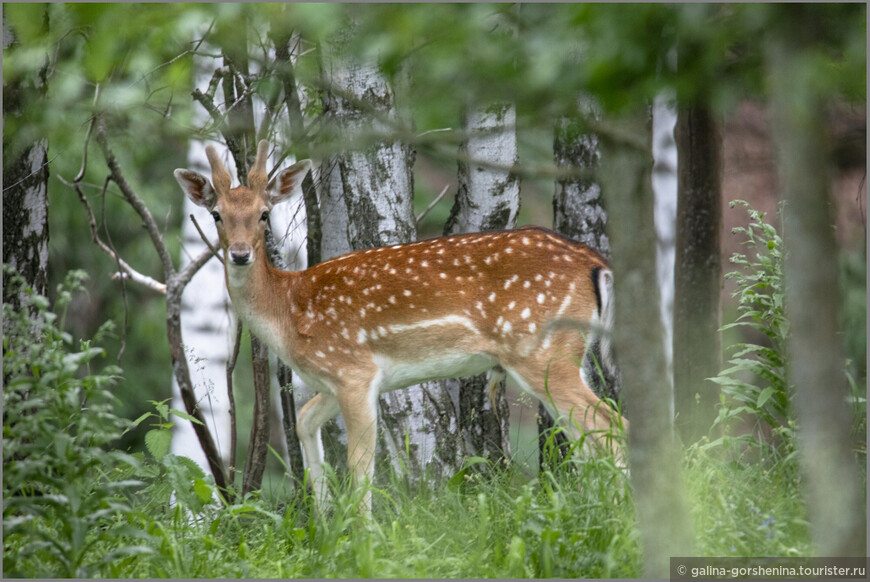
[504,354,624,456]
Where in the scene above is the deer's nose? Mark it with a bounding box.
[228,243,253,265]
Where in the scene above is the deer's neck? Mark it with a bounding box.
[225,247,295,356]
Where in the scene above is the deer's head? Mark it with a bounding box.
[174,140,310,276]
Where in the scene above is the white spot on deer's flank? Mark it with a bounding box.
[357,329,367,344]
[521,307,531,319]
[489,292,497,302]
[537,293,545,304]
[403,289,412,297]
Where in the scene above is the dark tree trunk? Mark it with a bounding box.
[767,9,866,556]
[216,22,274,493]
[672,106,723,445]
[599,109,694,577]
[243,335,271,494]
[270,26,322,267]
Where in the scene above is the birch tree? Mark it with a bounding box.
[546,107,614,467]
[318,22,458,484]
[441,102,519,466]
[3,12,50,309]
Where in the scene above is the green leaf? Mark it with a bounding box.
[193,478,213,504]
[756,387,776,409]
[169,408,203,425]
[144,428,172,461]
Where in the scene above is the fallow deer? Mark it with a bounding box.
[174,140,626,511]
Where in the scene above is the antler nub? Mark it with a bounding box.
[205,145,233,195]
[247,140,270,194]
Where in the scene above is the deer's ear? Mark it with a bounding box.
[267,159,311,205]
[174,169,216,208]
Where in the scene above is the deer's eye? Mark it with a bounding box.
[260,211,270,222]
[211,211,222,223]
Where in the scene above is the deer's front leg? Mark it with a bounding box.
[337,375,381,513]
[297,392,340,509]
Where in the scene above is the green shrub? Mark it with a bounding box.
[2,267,152,577]
[707,201,793,460]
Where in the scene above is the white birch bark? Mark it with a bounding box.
[440,102,519,464]
[553,108,610,259]
[651,95,678,415]
[3,141,50,307]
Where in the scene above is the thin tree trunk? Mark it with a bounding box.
[599,109,694,577]
[271,26,322,267]
[441,102,519,467]
[243,334,271,494]
[673,105,722,445]
[652,97,678,407]
[767,14,866,556]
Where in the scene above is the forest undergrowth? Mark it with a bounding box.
[3,204,863,577]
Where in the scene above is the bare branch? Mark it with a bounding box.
[193,86,224,126]
[226,320,243,480]
[94,119,176,277]
[61,174,167,294]
[176,247,218,291]
[416,184,450,224]
[189,214,224,264]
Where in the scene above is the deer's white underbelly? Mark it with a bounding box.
[373,351,497,393]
